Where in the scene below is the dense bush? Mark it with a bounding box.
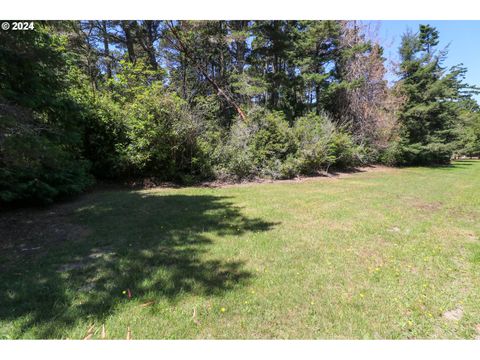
[82,64,219,184]
[248,110,296,178]
[292,113,337,174]
[213,109,294,180]
[293,113,364,173]
[0,27,93,204]
[396,141,452,166]
[453,101,480,158]
[0,124,92,204]
[121,84,207,181]
[214,110,363,181]
[82,94,128,179]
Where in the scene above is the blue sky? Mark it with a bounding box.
[370,20,480,100]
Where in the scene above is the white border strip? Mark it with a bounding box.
[1,340,480,360]
[1,0,479,20]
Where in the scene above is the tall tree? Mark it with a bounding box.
[296,20,341,115]
[395,24,470,165]
[163,21,247,121]
[332,22,399,147]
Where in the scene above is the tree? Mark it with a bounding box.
[163,21,247,121]
[453,98,480,157]
[330,21,400,150]
[395,24,469,165]
[295,20,340,116]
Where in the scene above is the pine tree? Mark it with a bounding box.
[396,24,467,165]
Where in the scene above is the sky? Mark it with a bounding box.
[370,20,480,101]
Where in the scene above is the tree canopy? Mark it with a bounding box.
[1,21,479,204]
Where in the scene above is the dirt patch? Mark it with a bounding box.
[465,232,478,243]
[197,165,397,189]
[400,196,444,212]
[57,246,116,274]
[413,201,443,212]
[443,308,464,321]
[108,167,392,190]
[0,201,91,269]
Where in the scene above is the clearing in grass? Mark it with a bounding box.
[0,161,479,339]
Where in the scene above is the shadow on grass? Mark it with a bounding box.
[417,159,479,170]
[0,191,277,338]
[326,166,368,176]
[452,160,479,165]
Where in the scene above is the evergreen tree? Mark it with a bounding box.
[396,24,468,165]
[453,98,480,157]
[296,20,341,116]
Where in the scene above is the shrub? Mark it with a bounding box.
[379,141,402,166]
[248,111,296,178]
[82,94,128,179]
[330,131,365,168]
[120,84,211,181]
[214,108,295,180]
[293,112,363,173]
[213,118,257,180]
[0,111,93,204]
[293,113,336,174]
[0,28,93,204]
[392,141,452,166]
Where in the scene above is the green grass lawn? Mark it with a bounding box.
[1,161,479,339]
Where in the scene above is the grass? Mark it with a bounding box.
[1,161,479,339]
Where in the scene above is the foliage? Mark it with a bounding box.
[394,25,475,165]
[214,110,362,180]
[453,99,480,157]
[1,21,479,204]
[292,113,338,173]
[0,25,93,204]
[121,84,206,181]
[213,109,295,180]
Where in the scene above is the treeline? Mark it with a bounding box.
[1,21,479,204]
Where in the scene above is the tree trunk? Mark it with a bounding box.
[100,21,112,79]
[121,21,136,63]
[143,20,158,70]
